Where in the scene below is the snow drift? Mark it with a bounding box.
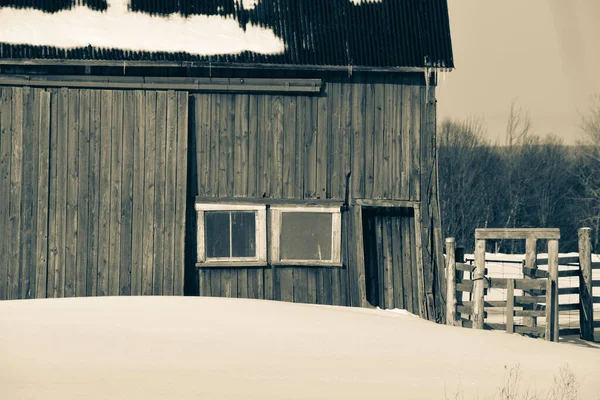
[1,296,599,399]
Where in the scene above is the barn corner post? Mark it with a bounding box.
[578,227,594,341]
[420,78,446,323]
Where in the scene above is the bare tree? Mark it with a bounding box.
[575,94,600,248]
[438,117,501,250]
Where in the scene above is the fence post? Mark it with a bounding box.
[473,239,486,330]
[547,239,559,342]
[523,236,538,329]
[578,228,594,341]
[445,238,458,326]
[506,278,515,334]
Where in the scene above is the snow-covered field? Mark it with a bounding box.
[1,296,599,400]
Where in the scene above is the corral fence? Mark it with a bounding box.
[445,228,599,343]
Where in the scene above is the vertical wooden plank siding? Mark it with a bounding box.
[98,91,112,296]
[153,91,167,296]
[400,81,411,200]
[271,95,284,198]
[108,91,123,297]
[239,96,250,197]
[255,95,266,197]
[247,95,258,198]
[401,214,414,312]
[328,82,341,200]
[372,82,385,199]
[76,89,90,298]
[64,89,80,298]
[340,84,352,200]
[46,89,59,297]
[409,84,421,201]
[304,96,317,199]
[226,94,236,197]
[197,94,210,196]
[292,268,308,303]
[141,91,156,296]
[87,90,101,297]
[174,91,188,296]
[351,78,365,199]
[119,90,134,296]
[218,94,231,197]
[279,266,294,302]
[340,207,351,306]
[282,96,296,199]
[20,87,36,299]
[316,94,328,199]
[391,215,404,310]
[363,82,375,199]
[163,91,178,295]
[8,87,23,300]
[293,96,305,198]
[209,94,220,197]
[237,268,248,298]
[352,206,367,308]
[382,78,394,199]
[0,88,12,300]
[33,91,50,299]
[233,96,244,198]
[382,217,394,309]
[375,217,385,307]
[131,90,146,296]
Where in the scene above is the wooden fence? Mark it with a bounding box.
[0,86,188,300]
[446,228,600,342]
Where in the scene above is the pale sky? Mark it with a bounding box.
[437,0,600,145]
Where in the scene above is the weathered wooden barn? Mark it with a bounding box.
[0,0,453,321]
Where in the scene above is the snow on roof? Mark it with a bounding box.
[1,296,598,399]
[0,0,284,56]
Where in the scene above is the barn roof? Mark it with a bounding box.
[0,0,454,70]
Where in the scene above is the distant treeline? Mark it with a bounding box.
[438,100,600,254]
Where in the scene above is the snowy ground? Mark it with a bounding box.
[1,296,600,400]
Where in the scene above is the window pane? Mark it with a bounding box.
[280,212,332,261]
[231,212,256,258]
[205,212,230,258]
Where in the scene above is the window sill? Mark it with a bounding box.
[196,261,267,268]
[272,261,343,268]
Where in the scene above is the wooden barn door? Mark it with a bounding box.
[0,87,188,300]
[362,207,420,314]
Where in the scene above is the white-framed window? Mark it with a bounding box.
[195,203,267,266]
[269,206,342,266]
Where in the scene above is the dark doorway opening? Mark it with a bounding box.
[362,207,419,313]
